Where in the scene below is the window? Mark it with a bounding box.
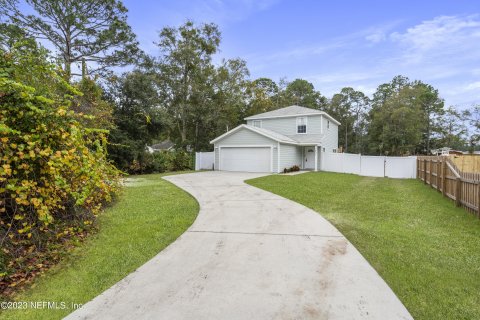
[327,120,330,129]
[252,120,262,128]
[333,148,337,153]
[296,117,307,134]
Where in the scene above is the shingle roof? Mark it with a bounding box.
[251,126,297,143]
[244,105,321,119]
[285,134,324,144]
[244,105,340,125]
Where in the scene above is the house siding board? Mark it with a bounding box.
[321,117,339,152]
[258,115,323,137]
[216,127,276,146]
[273,147,278,173]
[279,144,302,171]
[214,147,219,170]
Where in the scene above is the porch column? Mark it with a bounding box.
[314,146,318,171]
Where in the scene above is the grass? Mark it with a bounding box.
[247,172,480,320]
[1,172,198,320]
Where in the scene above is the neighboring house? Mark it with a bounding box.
[210,105,340,173]
[146,140,175,153]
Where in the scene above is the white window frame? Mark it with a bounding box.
[296,117,308,134]
[252,120,262,128]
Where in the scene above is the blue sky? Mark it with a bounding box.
[124,0,479,108]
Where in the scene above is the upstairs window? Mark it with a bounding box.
[297,117,307,134]
[252,120,262,128]
[327,120,330,129]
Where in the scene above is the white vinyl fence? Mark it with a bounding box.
[321,152,417,179]
[195,152,215,170]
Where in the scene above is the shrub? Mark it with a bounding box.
[0,55,120,292]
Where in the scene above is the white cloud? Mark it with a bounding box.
[465,81,480,91]
[389,15,480,64]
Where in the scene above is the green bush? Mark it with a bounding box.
[0,48,120,293]
[127,150,193,174]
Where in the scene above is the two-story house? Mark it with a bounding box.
[210,105,340,173]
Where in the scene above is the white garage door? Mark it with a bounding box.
[220,147,271,172]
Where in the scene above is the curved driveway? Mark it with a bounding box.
[67,171,412,320]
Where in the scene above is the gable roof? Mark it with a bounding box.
[244,105,341,125]
[210,124,297,144]
[151,140,175,150]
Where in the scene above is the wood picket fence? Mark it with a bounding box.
[417,156,480,217]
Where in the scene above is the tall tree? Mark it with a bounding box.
[245,77,279,117]
[155,21,221,145]
[106,69,164,170]
[278,78,327,109]
[0,0,139,79]
[368,83,423,155]
[412,80,445,153]
[326,87,369,153]
[435,106,469,150]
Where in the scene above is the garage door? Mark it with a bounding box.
[220,147,271,172]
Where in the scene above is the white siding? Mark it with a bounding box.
[247,115,323,137]
[272,147,278,173]
[321,117,338,152]
[214,148,219,170]
[279,144,302,172]
[216,127,276,145]
[214,127,277,172]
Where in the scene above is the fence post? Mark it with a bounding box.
[416,158,419,178]
[456,177,462,207]
[477,182,480,218]
[422,159,426,184]
[442,158,447,196]
[428,160,434,188]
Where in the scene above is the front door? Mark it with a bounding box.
[304,146,315,169]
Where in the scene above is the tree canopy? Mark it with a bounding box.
[0,0,139,79]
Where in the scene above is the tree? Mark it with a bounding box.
[0,0,139,80]
[278,79,327,109]
[245,77,279,117]
[412,81,445,153]
[106,69,165,171]
[469,105,480,149]
[155,21,221,145]
[326,87,369,153]
[435,106,469,150]
[368,83,423,155]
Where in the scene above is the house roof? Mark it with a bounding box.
[151,140,175,150]
[210,124,324,145]
[286,134,324,144]
[210,124,297,144]
[244,105,341,125]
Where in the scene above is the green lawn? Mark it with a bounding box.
[1,173,198,320]
[247,172,480,320]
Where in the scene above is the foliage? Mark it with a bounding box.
[248,172,480,320]
[155,20,221,144]
[127,151,193,175]
[0,173,198,320]
[283,165,300,173]
[106,70,165,170]
[72,78,114,129]
[0,0,139,79]
[0,49,120,293]
[326,87,370,153]
[278,78,327,110]
[368,83,424,155]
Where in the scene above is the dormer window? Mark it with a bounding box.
[297,117,307,134]
[253,120,262,128]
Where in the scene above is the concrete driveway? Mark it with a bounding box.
[66,171,412,320]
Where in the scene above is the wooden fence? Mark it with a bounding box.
[417,156,480,217]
